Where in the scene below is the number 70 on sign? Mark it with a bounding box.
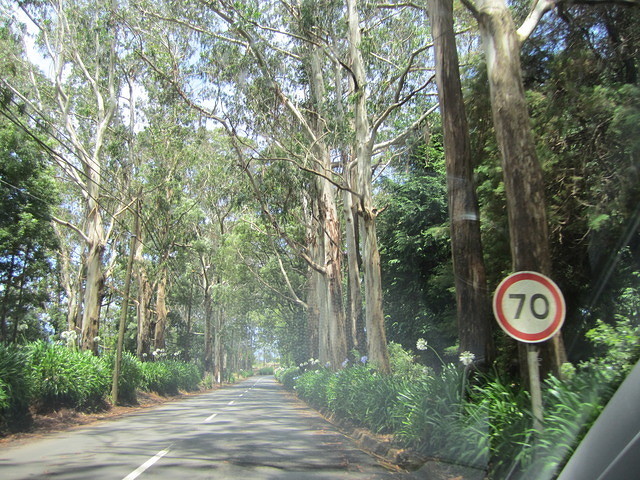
[492,271,565,343]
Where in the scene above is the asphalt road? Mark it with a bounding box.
[0,376,402,479]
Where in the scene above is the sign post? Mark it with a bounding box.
[493,271,566,433]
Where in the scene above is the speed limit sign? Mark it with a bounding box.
[492,271,565,343]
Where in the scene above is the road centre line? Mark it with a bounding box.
[122,445,171,480]
[203,413,218,423]
[203,389,246,423]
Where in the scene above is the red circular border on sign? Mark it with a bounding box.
[493,271,565,343]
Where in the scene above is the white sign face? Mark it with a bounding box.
[492,271,565,343]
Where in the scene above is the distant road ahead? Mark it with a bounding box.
[0,376,401,479]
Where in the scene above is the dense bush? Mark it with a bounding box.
[28,341,111,412]
[1,339,208,434]
[276,366,300,391]
[140,360,202,395]
[140,361,179,395]
[295,368,333,410]
[257,366,274,375]
[170,360,202,391]
[0,344,33,432]
[107,352,143,405]
[278,344,628,479]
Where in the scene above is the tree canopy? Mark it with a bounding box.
[0,0,636,387]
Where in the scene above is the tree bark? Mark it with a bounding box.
[471,0,566,377]
[80,195,105,354]
[305,211,321,361]
[153,266,168,350]
[213,304,223,384]
[308,45,348,368]
[203,285,213,376]
[135,225,153,360]
[429,0,495,366]
[343,153,366,355]
[347,0,390,373]
[112,204,138,404]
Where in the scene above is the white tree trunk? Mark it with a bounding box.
[347,0,390,373]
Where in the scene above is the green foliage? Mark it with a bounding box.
[107,352,143,405]
[276,366,301,391]
[388,341,431,380]
[0,117,59,343]
[294,369,334,410]
[580,315,640,382]
[0,344,33,432]
[279,354,626,479]
[377,139,456,355]
[393,364,490,468]
[257,366,274,375]
[515,371,611,479]
[28,341,110,412]
[171,361,203,391]
[140,360,202,396]
[140,361,179,396]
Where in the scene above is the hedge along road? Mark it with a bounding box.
[0,376,403,479]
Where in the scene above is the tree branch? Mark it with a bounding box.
[460,0,480,18]
[517,0,557,44]
[52,216,91,244]
[373,101,438,154]
[275,249,308,309]
[371,74,436,135]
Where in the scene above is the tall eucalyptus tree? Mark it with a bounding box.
[428,0,494,365]
[129,1,443,370]
[457,0,637,376]
[11,0,124,353]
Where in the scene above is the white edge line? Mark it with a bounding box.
[122,447,170,480]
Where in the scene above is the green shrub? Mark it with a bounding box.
[295,369,333,409]
[257,366,274,375]
[327,365,378,421]
[388,342,431,380]
[580,317,640,382]
[141,360,201,395]
[169,360,202,391]
[277,366,300,390]
[0,344,33,432]
[140,361,179,395]
[514,370,613,479]
[279,347,624,479]
[201,372,216,389]
[28,341,110,412]
[107,352,143,405]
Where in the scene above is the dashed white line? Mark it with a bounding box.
[123,446,171,480]
[227,400,235,406]
[204,413,218,423]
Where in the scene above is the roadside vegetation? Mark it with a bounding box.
[0,337,241,434]
[278,324,639,479]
